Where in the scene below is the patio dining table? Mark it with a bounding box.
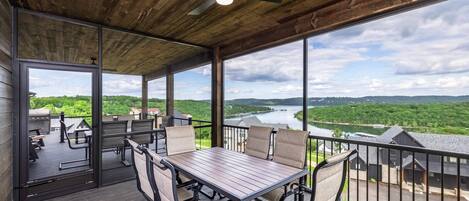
[165,147,308,201]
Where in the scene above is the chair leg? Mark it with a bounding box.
[121,147,131,166]
[60,147,90,170]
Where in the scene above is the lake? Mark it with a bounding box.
[227,105,388,137]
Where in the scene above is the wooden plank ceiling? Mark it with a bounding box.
[15,0,436,75]
[15,0,334,75]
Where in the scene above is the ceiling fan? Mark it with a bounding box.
[188,0,282,16]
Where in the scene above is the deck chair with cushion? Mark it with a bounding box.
[145,149,197,201]
[102,121,128,165]
[130,119,154,147]
[262,129,309,201]
[244,126,274,159]
[310,149,357,201]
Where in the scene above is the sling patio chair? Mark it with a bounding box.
[310,149,357,201]
[102,120,129,166]
[59,120,90,170]
[145,148,198,201]
[130,119,155,147]
[165,125,219,199]
[165,125,197,156]
[126,139,155,201]
[262,128,309,201]
[244,126,274,159]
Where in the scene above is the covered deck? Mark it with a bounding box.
[1,0,468,201]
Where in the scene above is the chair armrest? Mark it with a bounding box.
[29,129,41,135]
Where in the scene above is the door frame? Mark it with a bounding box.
[18,61,101,200]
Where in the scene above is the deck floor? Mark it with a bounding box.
[47,180,312,201]
[30,129,166,184]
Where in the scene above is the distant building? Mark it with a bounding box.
[348,126,469,191]
[224,116,289,130]
[129,107,161,116]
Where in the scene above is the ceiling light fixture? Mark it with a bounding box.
[216,0,233,6]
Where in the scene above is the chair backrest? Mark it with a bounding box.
[130,119,154,144]
[127,139,154,201]
[273,129,309,169]
[165,125,196,156]
[102,121,127,149]
[311,150,357,201]
[146,149,179,201]
[245,126,273,159]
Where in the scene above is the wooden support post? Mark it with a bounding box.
[166,71,174,117]
[211,47,223,147]
[142,76,148,119]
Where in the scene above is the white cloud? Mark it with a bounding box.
[273,85,302,93]
[224,41,303,82]
[103,74,141,96]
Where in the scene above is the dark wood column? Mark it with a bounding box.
[166,71,174,117]
[211,47,223,147]
[141,75,148,119]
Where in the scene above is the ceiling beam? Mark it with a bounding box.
[144,51,212,81]
[220,0,443,59]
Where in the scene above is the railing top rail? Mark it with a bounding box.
[102,129,164,138]
[310,134,469,159]
[222,124,469,159]
[171,117,212,124]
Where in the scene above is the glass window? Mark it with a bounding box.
[224,41,303,131]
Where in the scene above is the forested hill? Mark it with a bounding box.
[226,96,469,106]
[30,96,271,121]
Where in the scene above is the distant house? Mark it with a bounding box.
[224,116,289,130]
[348,126,469,190]
[129,107,161,116]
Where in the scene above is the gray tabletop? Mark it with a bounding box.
[166,147,308,201]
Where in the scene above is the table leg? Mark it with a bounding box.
[299,176,305,201]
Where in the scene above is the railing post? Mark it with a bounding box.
[154,114,158,128]
[188,116,193,125]
[59,112,65,143]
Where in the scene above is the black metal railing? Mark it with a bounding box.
[222,124,469,201]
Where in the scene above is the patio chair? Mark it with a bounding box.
[164,126,197,191]
[310,149,357,201]
[244,126,273,159]
[28,137,39,162]
[59,120,90,170]
[102,120,128,165]
[262,129,308,201]
[165,125,196,156]
[130,119,154,147]
[126,139,154,201]
[145,148,197,201]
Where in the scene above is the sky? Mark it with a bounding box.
[29,0,469,100]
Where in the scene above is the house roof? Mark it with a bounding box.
[51,118,90,133]
[409,132,469,154]
[375,126,424,147]
[348,142,380,165]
